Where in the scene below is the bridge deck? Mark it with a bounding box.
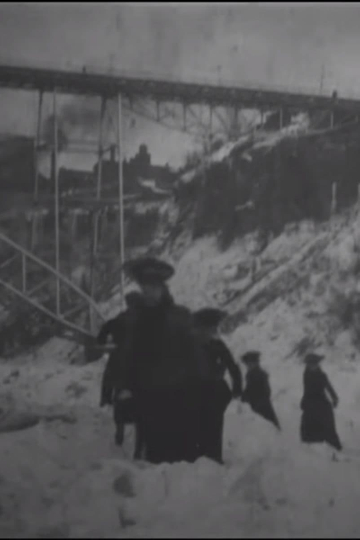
[1,61,360,113]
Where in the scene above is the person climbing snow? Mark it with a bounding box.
[300,352,342,452]
[98,291,145,459]
[120,256,210,465]
[241,350,281,430]
[193,307,243,463]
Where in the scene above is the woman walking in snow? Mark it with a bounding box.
[241,351,281,430]
[120,256,211,464]
[193,307,243,463]
[300,352,342,451]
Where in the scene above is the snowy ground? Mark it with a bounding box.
[2,211,360,537]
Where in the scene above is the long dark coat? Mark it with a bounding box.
[242,366,281,430]
[198,337,243,463]
[300,367,342,451]
[121,291,212,464]
[204,338,243,396]
[98,312,132,407]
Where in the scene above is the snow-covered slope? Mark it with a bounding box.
[2,203,360,537]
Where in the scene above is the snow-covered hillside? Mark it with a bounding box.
[2,203,360,537]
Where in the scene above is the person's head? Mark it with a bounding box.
[138,279,167,306]
[201,325,218,339]
[304,352,324,371]
[241,350,261,370]
[193,308,226,339]
[123,257,174,307]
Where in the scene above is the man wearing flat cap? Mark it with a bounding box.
[241,350,281,430]
[120,256,210,464]
[193,307,243,463]
[300,351,342,451]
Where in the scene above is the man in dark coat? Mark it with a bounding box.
[98,291,145,459]
[193,307,243,463]
[241,351,281,430]
[300,352,342,451]
[121,256,210,464]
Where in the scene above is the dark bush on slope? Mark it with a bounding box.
[174,124,360,252]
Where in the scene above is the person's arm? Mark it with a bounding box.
[218,340,243,397]
[241,375,249,403]
[97,319,115,345]
[100,355,116,406]
[324,374,339,407]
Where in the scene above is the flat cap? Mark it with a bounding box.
[193,308,227,328]
[241,350,261,364]
[304,352,324,365]
[123,257,175,284]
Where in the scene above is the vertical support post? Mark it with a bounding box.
[92,212,100,258]
[96,96,106,200]
[330,111,334,129]
[117,93,125,309]
[53,88,61,316]
[89,96,106,333]
[183,103,187,131]
[34,90,43,203]
[30,213,37,251]
[201,135,208,190]
[331,181,337,215]
[21,253,27,293]
[279,108,283,130]
[231,106,239,139]
[209,105,213,132]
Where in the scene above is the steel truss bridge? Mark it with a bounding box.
[1,59,360,353]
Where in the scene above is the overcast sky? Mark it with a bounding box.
[0,2,359,168]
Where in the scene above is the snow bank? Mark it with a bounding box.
[3,204,360,537]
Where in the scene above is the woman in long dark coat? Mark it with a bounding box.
[121,257,211,465]
[193,308,243,464]
[241,351,281,430]
[300,352,342,451]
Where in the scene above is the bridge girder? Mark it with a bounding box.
[1,62,360,114]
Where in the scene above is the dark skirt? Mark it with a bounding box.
[135,378,231,465]
[135,384,198,464]
[249,399,281,430]
[113,397,145,457]
[300,398,342,451]
[198,379,232,463]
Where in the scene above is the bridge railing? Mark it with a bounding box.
[1,55,359,100]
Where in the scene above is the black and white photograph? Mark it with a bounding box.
[1,1,360,537]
